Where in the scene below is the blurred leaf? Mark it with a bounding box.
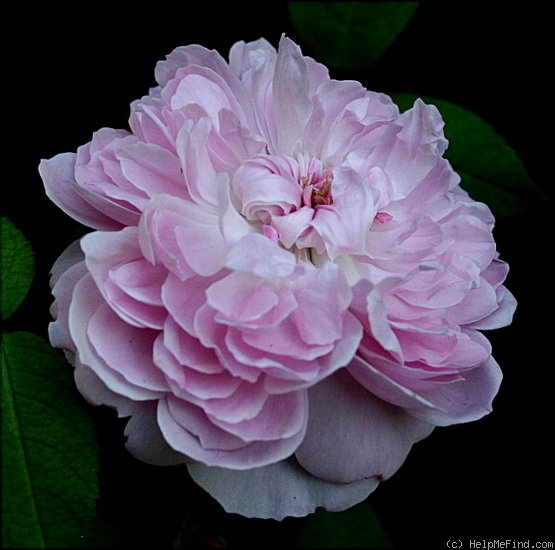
[1,217,35,320]
[296,502,392,548]
[289,2,419,71]
[393,94,538,216]
[1,331,100,548]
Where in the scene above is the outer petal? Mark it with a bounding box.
[348,353,503,427]
[368,99,448,201]
[187,457,380,520]
[155,43,251,123]
[74,360,140,415]
[39,153,121,230]
[414,356,503,426]
[69,274,166,401]
[295,370,433,484]
[48,239,87,352]
[74,365,186,466]
[123,402,190,466]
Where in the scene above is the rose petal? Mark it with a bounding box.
[187,457,380,520]
[123,402,189,466]
[225,233,296,278]
[49,240,87,352]
[82,228,167,329]
[348,352,503,426]
[69,275,166,401]
[39,153,121,230]
[157,395,306,469]
[295,370,433,484]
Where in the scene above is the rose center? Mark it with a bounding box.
[300,170,334,208]
[233,153,336,255]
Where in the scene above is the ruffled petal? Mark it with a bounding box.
[82,228,167,329]
[69,275,166,401]
[39,153,121,230]
[348,353,502,426]
[157,394,307,469]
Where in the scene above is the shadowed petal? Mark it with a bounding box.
[295,370,433,484]
[187,457,380,520]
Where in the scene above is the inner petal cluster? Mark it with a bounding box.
[232,153,335,255]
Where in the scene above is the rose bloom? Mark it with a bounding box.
[40,36,516,520]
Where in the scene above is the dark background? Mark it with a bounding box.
[5,2,552,547]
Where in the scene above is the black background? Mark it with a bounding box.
[4,1,552,547]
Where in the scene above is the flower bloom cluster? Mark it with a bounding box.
[40,36,516,520]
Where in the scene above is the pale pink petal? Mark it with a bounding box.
[303,79,368,159]
[155,44,251,122]
[208,389,307,442]
[162,65,247,130]
[194,373,268,423]
[272,36,312,154]
[368,99,447,201]
[206,271,284,325]
[69,275,163,401]
[348,353,502,427]
[74,128,135,187]
[470,285,517,330]
[115,142,187,198]
[414,356,503,426]
[228,38,279,149]
[139,193,229,278]
[229,38,276,80]
[292,262,352,345]
[232,159,301,223]
[296,167,376,259]
[71,182,142,227]
[82,228,167,329]
[39,153,121,230]
[161,272,220,336]
[225,233,296,278]
[157,395,306,469]
[129,91,177,150]
[158,317,224,375]
[87,303,168,392]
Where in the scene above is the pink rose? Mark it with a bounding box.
[40,36,516,520]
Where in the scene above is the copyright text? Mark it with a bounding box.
[446,541,553,549]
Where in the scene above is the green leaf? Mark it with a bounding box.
[393,94,538,217]
[289,2,419,71]
[1,217,35,320]
[1,331,100,548]
[296,502,393,548]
